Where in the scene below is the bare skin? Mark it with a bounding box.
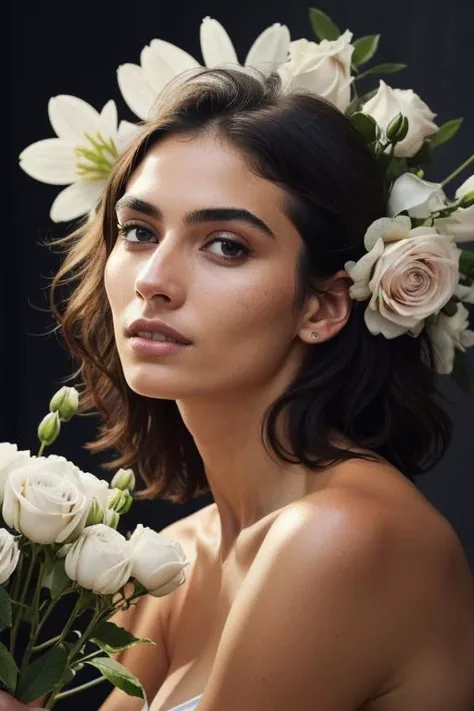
[96,131,474,710]
[98,456,474,711]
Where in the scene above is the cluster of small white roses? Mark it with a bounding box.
[0,442,189,597]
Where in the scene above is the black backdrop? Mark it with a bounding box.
[4,0,474,707]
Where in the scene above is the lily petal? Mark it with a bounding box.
[200,17,239,67]
[117,63,158,121]
[244,23,290,74]
[117,120,142,153]
[388,173,446,218]
[50,181,104,223]
[48,95,101,143]
[140,45,178,97]
[97,100,118,141]
[19,138,77,185]
[150,39,201,73]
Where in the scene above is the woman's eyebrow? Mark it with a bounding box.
[115,195,276,239]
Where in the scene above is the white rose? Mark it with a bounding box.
[48,455,109,521]
[0,529,20,584]
[0,444,32,505]
[426,303,474,374]
[361,80,438,157]
[128,524,189,597]
[388,173,447,219]
[434,174,474,243]
[345,217,460,338]
[64,523,132,595]
[2,456,92,544]
[277,30,354,112]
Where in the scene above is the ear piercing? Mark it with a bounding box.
[311,331,320,340]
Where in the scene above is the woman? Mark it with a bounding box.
[4,67,474,711]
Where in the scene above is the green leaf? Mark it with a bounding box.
[86,658,148,710]
[351,112,379,144]
[0,641,18,692]
[308,8,340,41]
[90,620,154,654]
[430,118,463,148]
[452,349,474,395]
[356,62,407,81]
[352,34,380,67]
[50,560,72,600]
[16,646,68,703]
[0,586,12,631]
[459,250,474,278]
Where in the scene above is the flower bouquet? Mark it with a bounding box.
[0,387,189,709]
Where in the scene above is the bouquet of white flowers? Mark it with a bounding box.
[0,387,189,709]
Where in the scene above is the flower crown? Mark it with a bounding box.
[19,9,474,392]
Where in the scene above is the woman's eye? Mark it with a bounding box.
[205,237,250,261]
[117,223,156,243]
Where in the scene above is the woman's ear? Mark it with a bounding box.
[298,270,353,344]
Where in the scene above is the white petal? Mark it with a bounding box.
[19,138,77,185]
[116,120,142,153]
[97,100,118,140]
[50,181,104,223]
[388,173,445,218]
[244,24,290,74]
[140,45,178,97]
[117,63,157,121]
[200,17,239,67]
[364,306,409,339]
[149,39,201,73]
[456,175,474,199]
[48,95,101,143]
[364,216,411,251]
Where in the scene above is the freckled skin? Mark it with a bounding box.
[104,133,321,402]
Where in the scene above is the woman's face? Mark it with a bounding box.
[104,132,313,401]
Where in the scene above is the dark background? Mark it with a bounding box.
[4,0,474,707]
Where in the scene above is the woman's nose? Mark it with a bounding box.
[134,236,187,306]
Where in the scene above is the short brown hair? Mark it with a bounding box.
[48,67,452,502]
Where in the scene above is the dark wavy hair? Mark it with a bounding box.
[48,66,452,502]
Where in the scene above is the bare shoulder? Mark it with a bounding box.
[265,458,474,707]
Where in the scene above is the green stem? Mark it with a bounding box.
[71,648,104,668]
[19,560,46,677]
[44,601,104,709]
[31,634,62,653]
[53,675,108,700]
[10,546,39,657]
[38,442,46,457]
[441,154,474,188]
[31,587,74,646]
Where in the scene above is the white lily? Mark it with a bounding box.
[19,96,139,223]
[388,173,447,219]
[118,17,290,120]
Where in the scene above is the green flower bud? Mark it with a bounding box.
[110,468,136,492]
[49,386,79,422]
[386,113,409,143]
[104,509,120,530]
[85,497,104,526]
[351,112,379,144]
[108,488,133,515]
[38,412,61,446]
[118,489,133,515]
[460,191,474,208]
